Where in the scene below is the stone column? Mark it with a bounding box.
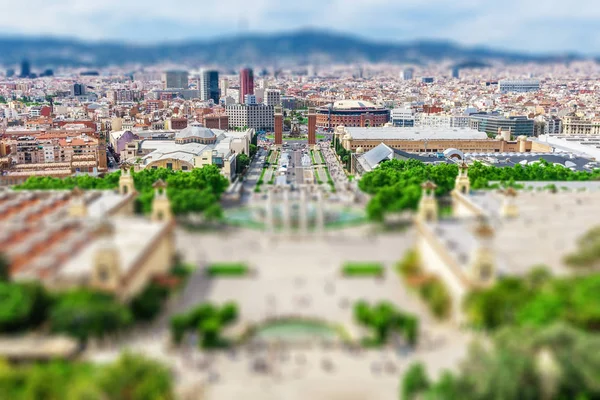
[315,188,325,235]
[299,186,308,236]
[283,186,292,234]
[265,187,274,235]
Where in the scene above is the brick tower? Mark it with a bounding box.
[274,106,283,146]
[307,107,317,145]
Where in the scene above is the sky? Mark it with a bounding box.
[1,0,599,54]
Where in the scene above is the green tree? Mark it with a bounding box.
[236,153,250,173]
[401,363,430,400]
[49,290,133,341]
[98,352,175,400]
[129,283,169,322]
[0,282,50,333]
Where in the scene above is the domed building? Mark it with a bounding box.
[175,123,217,145]
[135,124,254,182]
[316,100,390,130]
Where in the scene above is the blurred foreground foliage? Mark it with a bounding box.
[401,323,600,400]
[0,352,174,400]
[14,165,229,217]
[359,159,600,221]
[464,268,600,332]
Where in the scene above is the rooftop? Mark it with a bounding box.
[345,126,488,141]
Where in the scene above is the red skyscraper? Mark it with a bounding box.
[239,68,254,103]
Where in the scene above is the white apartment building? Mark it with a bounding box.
[415,114,470,128]
[562,117,600,135]
[264,89,282,107]
[390,107,415,127]
[226,104,274,130]
[498,80,540,94]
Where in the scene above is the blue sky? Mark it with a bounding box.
[2,0,599,54]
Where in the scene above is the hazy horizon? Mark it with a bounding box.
[1,0,599,55]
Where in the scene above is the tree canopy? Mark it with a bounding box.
[464,269,600,332]
[358,158,600,221]
[0,353,174,400]
[401,323,600,400]
[14,165,229,217]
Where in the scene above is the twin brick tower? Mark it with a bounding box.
[274,107,317,146]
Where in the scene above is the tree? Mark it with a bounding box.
[0,282,50,333]
[49,290,133,341]
[98,352,175,400]
[249,144,258,158]
[236,153,250,173]
[401,363,430,400]
[129,283,169,322]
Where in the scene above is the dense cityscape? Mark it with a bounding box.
[1,10,600,400]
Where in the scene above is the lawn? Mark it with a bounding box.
[342,262,385,277]
[206,263,250,277]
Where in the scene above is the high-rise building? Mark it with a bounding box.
[72,83,86,97]
[20,60,31,78]
[244,94,257,105]
[452,67,460,79]
[264,89,281,107]
[401,68,414,81]
[162,70,189,89]
[239,68,254,104]
[200,70,219,103]
[6,69,15,78]
[226,104,274,130]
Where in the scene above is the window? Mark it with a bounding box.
[98,265,110,282]
[182,166,188,171]
[166,162,173,170]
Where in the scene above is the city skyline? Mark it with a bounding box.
[1,0,600,54]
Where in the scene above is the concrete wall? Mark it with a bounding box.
[415,222,469,324]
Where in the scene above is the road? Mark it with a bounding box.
[240,147,267,204]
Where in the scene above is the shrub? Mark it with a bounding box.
[342,262,384,277]
[420,278,452,319]
[206,263,249,277]
[396,250,421,279]
[401,363,430,400]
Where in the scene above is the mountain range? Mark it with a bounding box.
[0,30,589,69]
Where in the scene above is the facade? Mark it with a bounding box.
[416,114,470,128]
[562,117,600,135]
[202,114,229,130]
[335,125,548,154]
[401,68,414,81]
[0,180,176,302]
[264,89,282,107]
[414,169,600,323]
[281,96,296,110]
[421,77,434,83]
[470,113,534,137]
[239,68,254,104]
[162,70,189,89]
[316,100,390,130]
[390,107,415,127]
[200,70,220,103]
[498,79,540,93]
[226,104,274,130]
[133,125,253,181]
[71,84,86,97]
